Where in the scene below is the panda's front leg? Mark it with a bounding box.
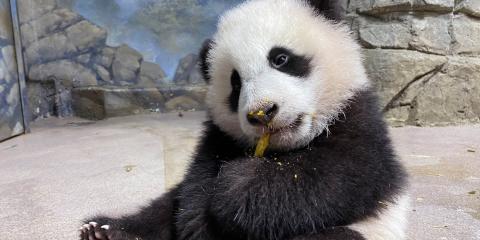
[79,219,139,240]
[174,162,223,240]
[291,227,366,240]
[79,188,178,240]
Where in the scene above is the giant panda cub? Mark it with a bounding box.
[80,0,409,239]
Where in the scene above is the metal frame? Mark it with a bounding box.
[9,0,30,133]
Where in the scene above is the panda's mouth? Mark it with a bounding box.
[267,114,304,134]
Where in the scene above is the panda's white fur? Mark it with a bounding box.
[206,0,370,150]
[349,195,410,240]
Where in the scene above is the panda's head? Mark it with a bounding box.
[201,0,369,151]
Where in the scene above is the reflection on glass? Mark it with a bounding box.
[17,0,241,120]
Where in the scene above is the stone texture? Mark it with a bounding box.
[20,8,82,46]
[0,6,13,42]
[94,47,115,68]
[363,49,447,108]
[71,87,175,119]
[355,0,412,13]
[165,96,201,112]
[410,15,451,54]
[359,19,411,48]
[410,57,480,126]
[18,0,57,24]
[95,65,112,84]
[112,45,142,83]
[1,45,16,76]
[0,61,5,81]
[344,0,480,126]
[452,15,480,54]
[65,20,107,52]
[24,33,77,65]
[412,0,454,11]
[76,53,91,64]
[173,54,204,85]
[28,60,97,87]
[26,81,56,120]
[139,61,167,86]
[71,87,106,120]
[104,89,166,117]
[456,0,480,17]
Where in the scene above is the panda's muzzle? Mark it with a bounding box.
[247,103,279,126]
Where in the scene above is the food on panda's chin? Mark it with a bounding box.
[254,132,271,158]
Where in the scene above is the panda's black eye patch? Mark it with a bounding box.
[268,47,312,78]
[228,70,242,112]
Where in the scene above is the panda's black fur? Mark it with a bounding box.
[80,1,407,240]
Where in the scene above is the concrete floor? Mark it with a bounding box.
[0,112,479,240]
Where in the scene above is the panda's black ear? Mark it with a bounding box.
[305,0,339,20]
[199,39,213,83]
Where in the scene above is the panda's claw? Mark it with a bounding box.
[79,222,109,240]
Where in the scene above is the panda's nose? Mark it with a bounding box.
[247,103,279,126]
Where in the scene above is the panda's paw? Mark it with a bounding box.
[79,222,136,240]
[79,222,108,240]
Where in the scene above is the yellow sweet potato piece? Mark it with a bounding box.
[254,132,270,157]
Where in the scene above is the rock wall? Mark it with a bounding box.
[339,0,480,126]
[0,1,24,139]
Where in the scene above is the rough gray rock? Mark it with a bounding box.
[355,0,412,13]
[0,7,13,42]
[94,47,115,68]
[104,89,166,117]
[26,81,56,120]
[76,53,91,64]
[95,65,112,84]
[173,54,204,85]
[363,49,447,108]
[139,61,167,86]
[112,45,142,84]
[452,15,480,54]
[28,60,97,87]
[20,8,82,46]
[6,82,20,106]
[456,0,480,17]
[165,96,200,111]
[0,61,5,80]
[412,0,454,11]
[411,57,480,126]
[24,33,77,65]
[65,20,107,53]
[72,87,170,120]
[410,15,451,54]
[1,45,16,76]
[18,0,57,24]
[71,87,106,120]
[359,19,411,48]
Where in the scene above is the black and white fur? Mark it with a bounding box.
[80,0,409,239]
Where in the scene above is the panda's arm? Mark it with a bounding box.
[292,227,366,240]
[80,187,178,240]
[174,160,219,240]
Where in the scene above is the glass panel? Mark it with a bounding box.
[18,0,242,120]
[0,0,24,141]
